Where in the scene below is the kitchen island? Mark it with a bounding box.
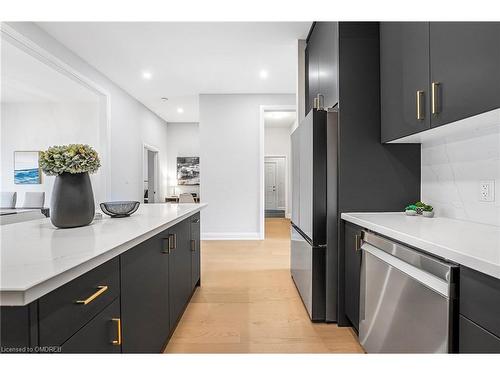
[1,203,206,353]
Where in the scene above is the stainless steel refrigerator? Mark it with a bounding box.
[291,108,337,321]
[293,22,421,325]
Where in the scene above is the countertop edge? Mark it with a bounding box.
[1,204,206,306]
[341,212,500,280]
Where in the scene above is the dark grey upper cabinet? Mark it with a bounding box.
[317,22,339,109]
[120,235,170,353]
[306,23,320,114]
[380,22,430,142]
[429,22,500,128]
[305,22,339,113]
[381,22,500,142]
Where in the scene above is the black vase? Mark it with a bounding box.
[50,172,95,228]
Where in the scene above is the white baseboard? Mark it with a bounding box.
[201,232,262,240]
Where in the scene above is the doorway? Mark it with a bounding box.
[143,144,159,204]
[265,156,286,218]
[259,105,296,238]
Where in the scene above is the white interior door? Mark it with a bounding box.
[264,161,278,210]
[146,149,157,203]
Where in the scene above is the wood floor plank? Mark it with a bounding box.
[164,218,364,354]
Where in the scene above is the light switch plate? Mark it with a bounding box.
[479,180,495,202]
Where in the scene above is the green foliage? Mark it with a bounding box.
[405,202,433,212]
[39,144,101,176]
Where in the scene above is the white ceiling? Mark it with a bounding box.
[1,37,100,104]
[264,111,296,128]
[37,22,310,122]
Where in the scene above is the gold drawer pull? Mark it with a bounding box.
[111,318,122,346]
[191,239,196,252]
[75,285,108,305]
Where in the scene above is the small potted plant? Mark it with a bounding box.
[422,204,434,218]
[405,204,418,216]
[39,144,100,228]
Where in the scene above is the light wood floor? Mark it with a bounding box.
[164,218,364,353]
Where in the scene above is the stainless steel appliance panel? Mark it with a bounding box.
[298,111,314,241]
[359,236,454,353]
[290,225,313,317]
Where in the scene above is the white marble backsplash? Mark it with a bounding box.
[421,124,500,227]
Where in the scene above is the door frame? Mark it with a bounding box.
[259,104,296,239]
[142,143,160,203]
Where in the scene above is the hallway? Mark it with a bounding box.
[165,218,363,353]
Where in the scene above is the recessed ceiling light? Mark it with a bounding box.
[142,71,152,80]
[177,107,184,114]
[259,70,268,79]
[161,97,168,101]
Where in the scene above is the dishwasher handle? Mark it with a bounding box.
[361,243,451,298]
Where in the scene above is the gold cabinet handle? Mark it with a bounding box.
[171,233,177,250]
[190,239,196,252]
[416,90,425,120]
[75,285,108,305]
[111,318,121,346]
[432,82,440,115]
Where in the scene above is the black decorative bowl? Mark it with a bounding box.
[100,201,140,218]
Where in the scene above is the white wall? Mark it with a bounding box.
[6,22,169,204]
[421,126,500,226]
[166,122,200,197]
[264,126,292,216]
[1,102,100,207]
[199,94,295,239]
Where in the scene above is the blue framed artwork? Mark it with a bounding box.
[14,151,42,184]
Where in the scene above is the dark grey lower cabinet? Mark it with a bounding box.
[191,213,201,289]
[120,234,170,353]
[168,220,193,330]
[459,315,500,353]
[344,222,363,332]
[61,299,121,353]
[459,266,500,352]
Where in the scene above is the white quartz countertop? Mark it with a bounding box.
[341,212,500,279]
[0,203,207,306]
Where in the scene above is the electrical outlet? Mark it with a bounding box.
[479,180,495,202]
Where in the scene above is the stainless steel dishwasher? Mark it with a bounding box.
[359,231,458,353]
